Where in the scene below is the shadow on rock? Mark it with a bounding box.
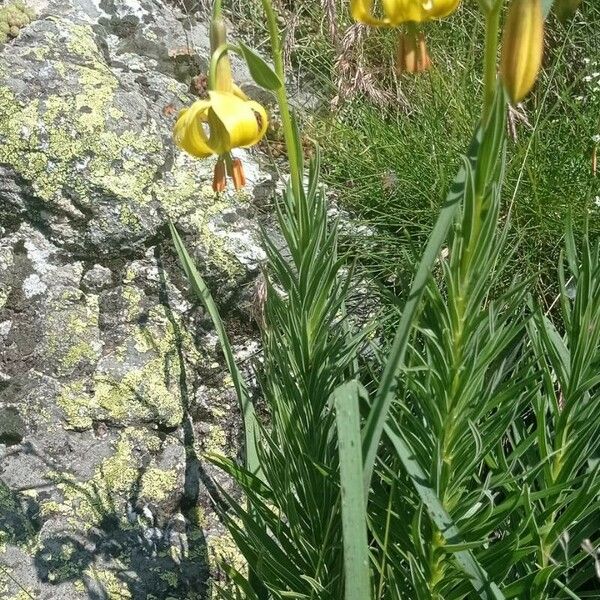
[34,471,209,600]
[0,479,42,545]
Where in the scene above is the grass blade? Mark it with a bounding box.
[169,220,261,476]
[333,381,372,600]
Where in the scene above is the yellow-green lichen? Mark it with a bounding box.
[158,570,179,588]
[5,590,37,600]
[56,284,208,430]
[58,356,183,430]
[188,505,206,528]
[81,568,131,600]
[208,530,246,580]
[140,468,177,503]
[39,499,67,519]
[119,204,142,230]
[51,434,138,530]
[99,439,139,494]
[203,424,227,454]
[49,294,101,372]
[0,17,250,279]
[61,339,98,371]
[0,22,159,210]
[57,380,94,430]
[65,22,106,63]
[153,155,245,279]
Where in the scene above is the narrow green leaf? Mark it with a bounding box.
[219,562,261,600]
[385,424,505,600]
[333,381,372,600]
[238,42,282,90]
[362,89,507,490]
[169,221,261,477]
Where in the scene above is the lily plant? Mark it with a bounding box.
[173,0,268,191]
[169,0,599,599]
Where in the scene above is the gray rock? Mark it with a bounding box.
[0,407,26,446]
[0,1,272,598]
[81,263,113,292]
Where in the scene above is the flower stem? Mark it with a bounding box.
[482,2,501,122]
[212,0,223,20]
[259,0,303,201]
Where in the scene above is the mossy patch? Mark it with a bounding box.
[0,1,35,46]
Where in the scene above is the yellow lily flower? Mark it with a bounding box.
[351,0,460,26]
[174,90,268,159]
[173,13,269,192]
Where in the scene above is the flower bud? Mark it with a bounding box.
[500,0,544,104]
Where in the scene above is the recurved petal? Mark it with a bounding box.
[350,0,390,26]
[383,0,427,23]
[422,0,461,19]
[207,91,266,154]
[173,100,214,158]
[243,101,269,147]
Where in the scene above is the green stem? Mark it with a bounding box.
[208,43,231,90]
[461,3,501,278]
[212,0,223,19]
[482,3,501,123]
[427,7,503,594]
[259,0,303,201]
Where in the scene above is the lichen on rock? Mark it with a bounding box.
[0,0,272,597]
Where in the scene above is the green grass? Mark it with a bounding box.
[231,1,599,305]
[302,4,600,305]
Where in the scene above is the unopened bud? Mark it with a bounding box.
[500,0,544,104]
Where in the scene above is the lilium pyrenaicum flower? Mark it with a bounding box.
[351,0,460,26]
[174,90,268,159]
[173,15,269,192]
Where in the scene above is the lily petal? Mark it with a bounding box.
[208,91,266,154]
[383,0,427,23]
[422,0,460,19]
[232,83,250,101]
[244,100,269,147]
[350,0,390,26]
[173,100,214,158]
[352,0,461,25]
